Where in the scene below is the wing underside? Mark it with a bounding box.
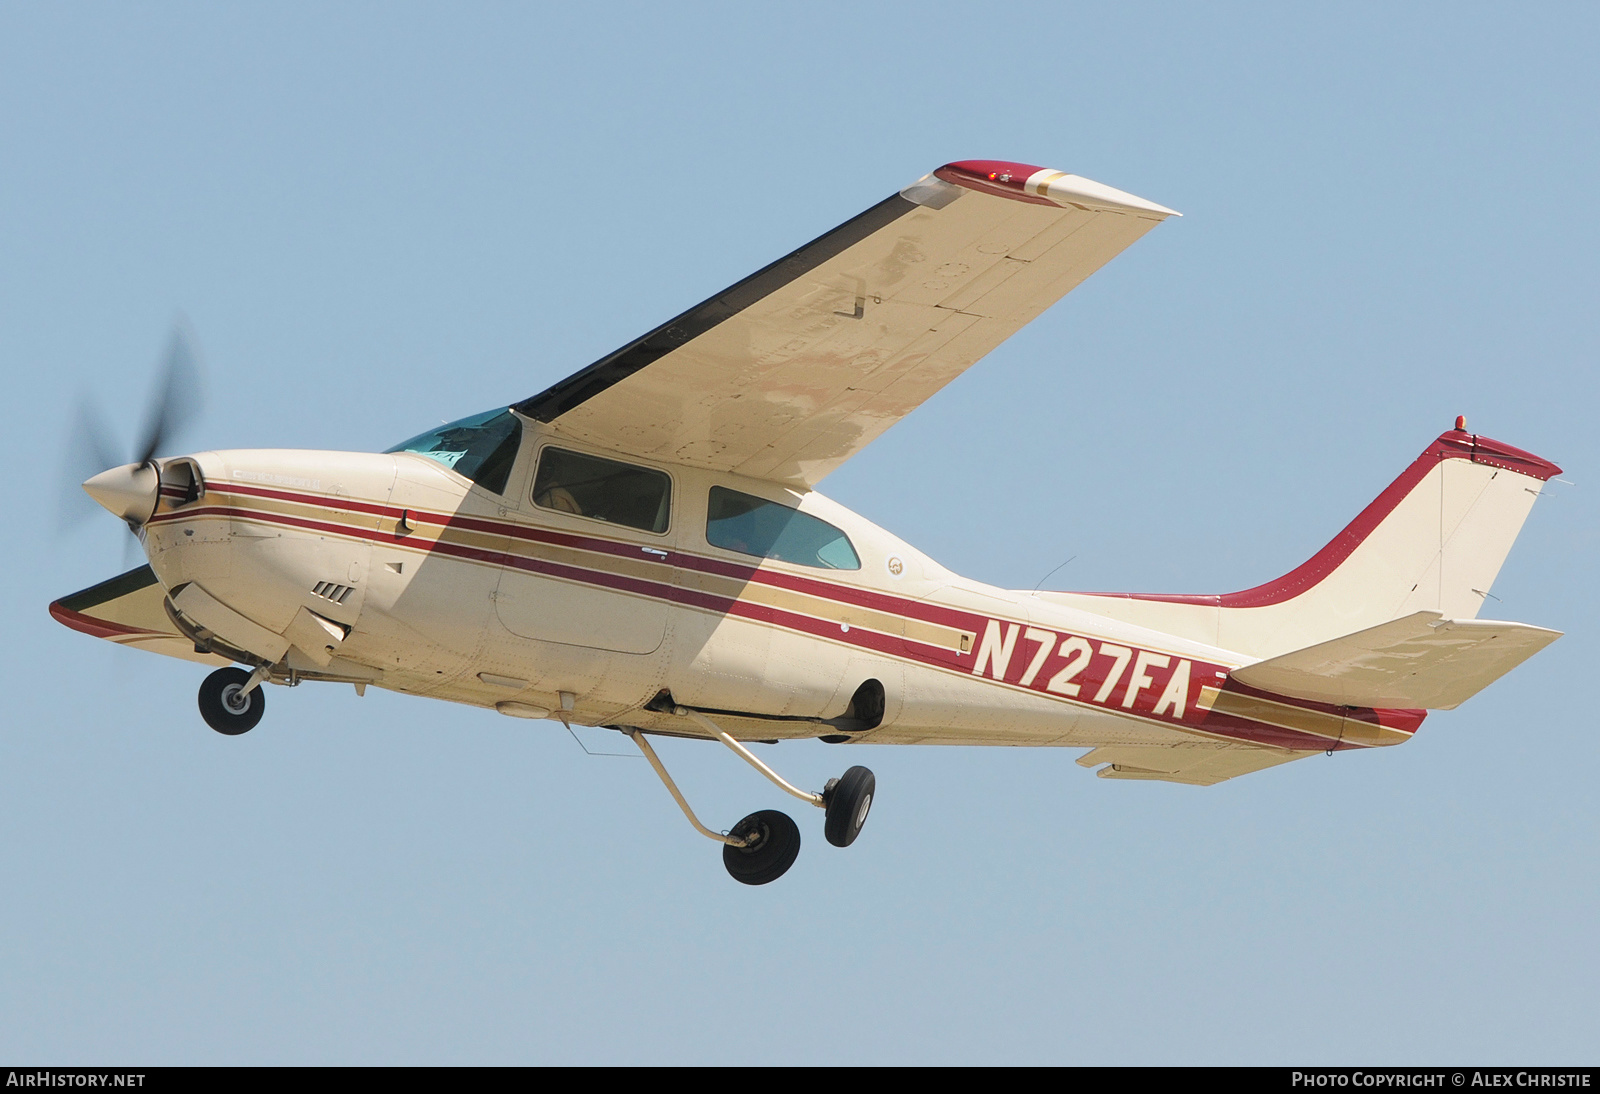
[50,565,230,667]
[515,161,1178,485]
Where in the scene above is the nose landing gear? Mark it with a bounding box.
[626,707,877,886]
[198,665,268,735]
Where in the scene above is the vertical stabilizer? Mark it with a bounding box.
[1036,427,1561,660]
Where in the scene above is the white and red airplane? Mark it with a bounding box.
[53,160,1562,884]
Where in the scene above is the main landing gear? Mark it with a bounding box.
[626,706,877,886]
[197,665,270,735]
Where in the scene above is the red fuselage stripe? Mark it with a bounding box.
[187,483,983,629]
[144,489,1419,751]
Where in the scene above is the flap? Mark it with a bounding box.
[1230,611,1561,710]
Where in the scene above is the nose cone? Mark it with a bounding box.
[83,463,160,524]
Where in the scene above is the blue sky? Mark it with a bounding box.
[2,2,1596,1063]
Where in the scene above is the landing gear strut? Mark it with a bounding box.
[626,706,876,886]
[198,666,268,735]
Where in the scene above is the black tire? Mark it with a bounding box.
[823,765,875,848]
[722,809,801,885]
[198,667,266,735]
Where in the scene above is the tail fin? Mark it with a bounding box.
[1038,426,1561,660]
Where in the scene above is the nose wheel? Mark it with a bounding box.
[198,666,268,735]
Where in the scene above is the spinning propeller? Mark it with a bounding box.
[62,323,204,540]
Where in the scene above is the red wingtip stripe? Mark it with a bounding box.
[934,160,1059,206]
[49,600,158,641]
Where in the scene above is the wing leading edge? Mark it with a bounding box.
[515,160,1179,486]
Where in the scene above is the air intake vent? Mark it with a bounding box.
[311,581,354,604]
[158,458,204,510]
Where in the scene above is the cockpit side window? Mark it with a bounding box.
[532,447,671,534]
[706,486,861,570]
[385,408,523,495]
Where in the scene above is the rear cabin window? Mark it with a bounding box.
[532,447,671,534]
[706,487,861,570]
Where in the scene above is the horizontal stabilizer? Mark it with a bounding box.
[1076,743,1314,786]
[1230,611,1560,710]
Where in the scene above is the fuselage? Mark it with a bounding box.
[139,413,1420,755]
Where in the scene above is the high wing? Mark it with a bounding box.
[513,160,1179,486]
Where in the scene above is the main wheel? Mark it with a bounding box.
[823,765,875,848]
[198,667,266,735]
[722,809,801,885]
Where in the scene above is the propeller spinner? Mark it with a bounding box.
[82,462,162,525]
[66,322,204,534]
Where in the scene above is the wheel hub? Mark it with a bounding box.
[221,684,251,715]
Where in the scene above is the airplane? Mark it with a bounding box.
[52,159,1563,885]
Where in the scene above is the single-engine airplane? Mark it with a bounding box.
[53,160,1563,884]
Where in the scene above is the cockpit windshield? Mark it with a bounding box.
[385,408,523,495]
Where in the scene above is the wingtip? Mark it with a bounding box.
[935,160,1180,218]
